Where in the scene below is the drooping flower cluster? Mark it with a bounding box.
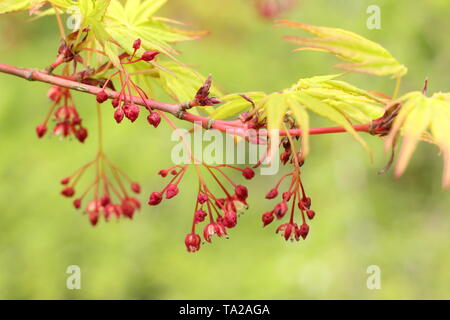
[36,86,88,142]
[59,154,141,226]
[148,164,255,252]
[262,171,314,241]
[95,39,161,127]
[262,137,315,241]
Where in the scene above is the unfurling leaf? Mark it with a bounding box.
[157,61,222,105]
[278,20,407,78]
[385,92,450,188]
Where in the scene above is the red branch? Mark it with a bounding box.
[0,63,376,138]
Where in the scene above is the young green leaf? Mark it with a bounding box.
[263,93,289,133]
[0,0,32,14]
[285,92,310,156]
[125,0,167,24]
[278,20,407,78]
[291,75,385,124]
[0,0,72,15]
[258,93,289,159]
[105,0,206,57]
[292,91,372,157]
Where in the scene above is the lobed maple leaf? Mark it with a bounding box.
[277,20,408,79]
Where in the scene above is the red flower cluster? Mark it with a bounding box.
[262,138,315,241]
[60,154,141,226]
[148,165,186,206]
[149,164,255,252]
[52,105,87,142]
[36,86,88,142]
[98,39,161,126]
[262,169,314,241]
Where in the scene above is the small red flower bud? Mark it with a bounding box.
[282,191,292,202]
[72,116,81,126]
[100,195,111,206]
[131,183,141,194]
[273,202,288,219]
[282,224,293,240]
[158,169,168,177]
[123,104,140,122]
[203,222,227,242]
[73,198,81,209]
[170,169,177,175]
[280,150,291,164]
[61,186,75,197]
[185,233,201,252]
[277,223,298,241]
[54,106,69,120]
[121,200,135,219]
[47,86,62,103]
[114,107,124,123]
[141,50,160,61]
[197,193,208,204]
[265,188,278,199]
[301,197,311,209]
[104,204,115,221]
[297,223,310,240]
[166,184,179,199]
[96,90,108,103]
[194,209,207,223]
[75,127,88,143]
[36,124,47,138]
[86,199,99,212]
[148,192,162,206]
[147,112,161,128]
[89,211,99,226]
[223,211,237,228]
[262,211,274,227]
[111,98,120,108]
[235,185,248,201]
[242,167,255,180]
[53,123,67,137]
[306,210,315,220]
[60,177,70,185]
[133,38,141,50]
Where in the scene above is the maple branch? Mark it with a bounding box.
[0,62,377,138]
[0,63,180,114]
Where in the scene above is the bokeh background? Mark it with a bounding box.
[0,0,449,299]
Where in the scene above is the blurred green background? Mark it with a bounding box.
[0,0,450,299]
